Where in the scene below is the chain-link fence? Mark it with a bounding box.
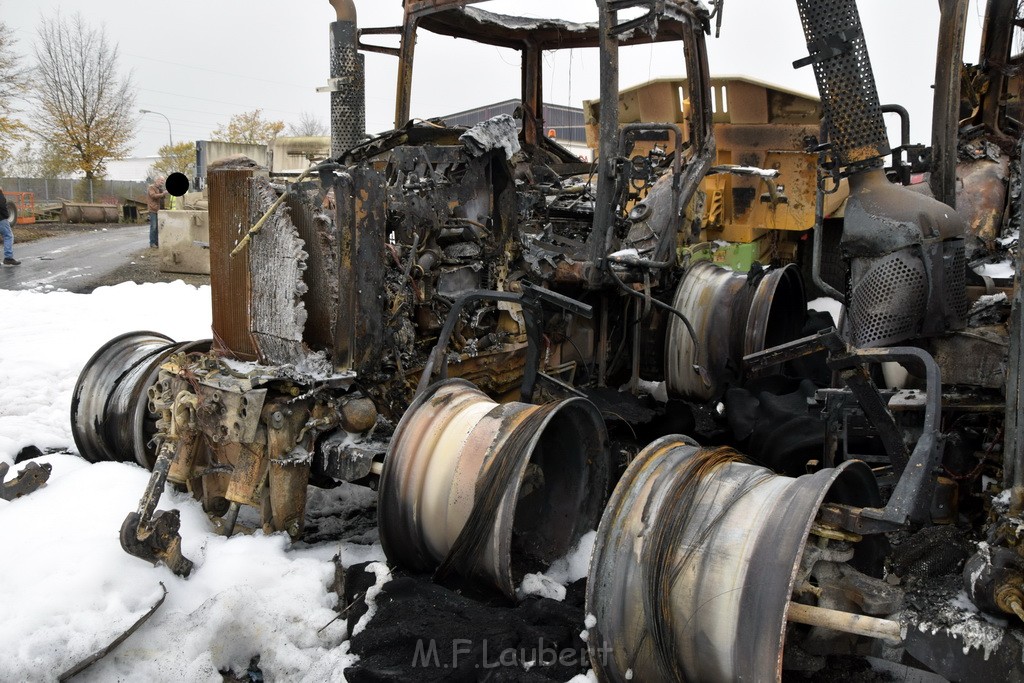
[0,177,148,204]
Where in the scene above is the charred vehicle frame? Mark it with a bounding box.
[67,0,1024,680]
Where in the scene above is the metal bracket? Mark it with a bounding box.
[793,28,864,69]
[745,331,944,531]
[120,440,194,577]
[0,461,52,501]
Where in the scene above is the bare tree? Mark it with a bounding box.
[287,111,329,138]
[0,8,30,171]
[31,12,137,186]
[212,109,285,147]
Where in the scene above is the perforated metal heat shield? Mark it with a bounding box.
[845,241,969,348]
[331,20,366,157]
[795,0,890,166]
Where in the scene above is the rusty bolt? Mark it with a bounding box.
[996,583,1024,621]
[270,411,285,430]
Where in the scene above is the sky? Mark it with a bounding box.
[2,0,989,164]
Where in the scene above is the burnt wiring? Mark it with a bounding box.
[604,259,708,382]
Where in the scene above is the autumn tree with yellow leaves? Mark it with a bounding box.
[150,141,197,180]
[212,109,285,147]
[31,13,137,189]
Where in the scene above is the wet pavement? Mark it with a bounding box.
[0,225,148,292]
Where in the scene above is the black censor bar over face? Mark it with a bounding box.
[166,172,189,197]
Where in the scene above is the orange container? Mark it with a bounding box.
[7,191,36,224]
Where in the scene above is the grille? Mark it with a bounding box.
[944,240,970,326]
[795,0,890,166]
[846,251,926,347]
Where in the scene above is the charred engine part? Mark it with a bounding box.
[586,435,890,682]
[795,0,969,347]
[930,0,970,208]
[665,261,806,400]
[326,0,365,156]
[0,461,52,501]
[115,342,363,575]
[71,331,212,468]
[841,170,969,347]
[746,331,944,529]
[417,284,593,402]
[964,545,1024,622]
[378,379,610,599]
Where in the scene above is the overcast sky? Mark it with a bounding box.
[3,0,987,161]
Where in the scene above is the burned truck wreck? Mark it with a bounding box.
[70,0,1024,679]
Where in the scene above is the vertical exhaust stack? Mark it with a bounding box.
[795,0,969,347]
[328,0,365,156]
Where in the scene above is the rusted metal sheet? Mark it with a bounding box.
[351,165,386,375]
[956,156,1010,246]
[331,167,387,376]
[930,326,1008,389]
[208,158,263,360]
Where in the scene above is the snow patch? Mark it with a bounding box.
[974,259,1015,280]
[352,562,392,637]
[808,296,843,328]
[518,573,567,602]
[542,530,598,587]
[0,283,379,681]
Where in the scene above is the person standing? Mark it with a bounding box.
[146,176,168,248]
[0,185,19,266]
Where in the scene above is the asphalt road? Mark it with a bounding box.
[0,225,149,292]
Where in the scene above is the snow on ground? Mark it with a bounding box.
[0,282,382,681]
[0,282,213,463]
[974,259,1016,280]
[808,296,844,328]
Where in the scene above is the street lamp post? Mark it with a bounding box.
[140,108,174,148]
